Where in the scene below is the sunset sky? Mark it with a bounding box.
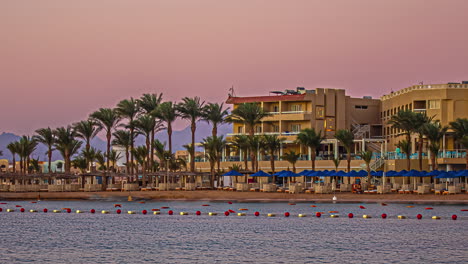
[1,0,467,135]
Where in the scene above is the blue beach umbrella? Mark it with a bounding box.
[222,170,243,176]
[250,170,272,177]
[456,170,468,177]
[356,170,368,177]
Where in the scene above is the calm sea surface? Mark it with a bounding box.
[0,200,467,264]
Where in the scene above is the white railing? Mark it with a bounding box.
[370,157,385,171]
[438,149,467,158]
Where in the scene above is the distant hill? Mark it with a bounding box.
[0,122,232,161]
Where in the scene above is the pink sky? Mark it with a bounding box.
[1,0,467,135]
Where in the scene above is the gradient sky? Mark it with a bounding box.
[1,0,467,135]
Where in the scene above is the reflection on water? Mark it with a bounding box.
[0,201,467,263]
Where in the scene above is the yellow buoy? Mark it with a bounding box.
[330,214,339,218]
[298,214,307,217]
[363,215,372,219]
[267,213,276,217]
[29,209,38,213]
[398,215,407,219]
[237,213,246,216]
[208,212,217,216]
[7,209,14,212]
[153,211,161,215]
[75,210,83,213]
[101,210,109,214]
[432,216,441,220]
[127,211,136,214]
[180,212,188,215]
[52,210,61,213]
[128,195,132,202]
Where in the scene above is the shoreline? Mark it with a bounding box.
[1,191,468,204]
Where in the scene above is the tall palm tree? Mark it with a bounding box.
[449,118,468,169]
[296,128,325,170]
[152,101,179,155]
[359,150,373,182]
[262,134,285,174]
[34,127,55,174]
[73,120,100,171]
[112,130,132,174]
[335,129,355,172]
[412,113,434,170]
[396,140,411,170]
[232,135,250,171]
[54,126,82,174]
[135,114,156,172]
[423,122,448,170]
[229,103,271,168]
[282,151,300,173]
[138,93,163,171]
[6,142,18,173]
[247,135,264,171]
[90,108,121,174]
[388,110,415,165]
[116,98,140,175]
[203,103,229,137]
[177,97,205,172]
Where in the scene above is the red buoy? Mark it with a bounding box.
[416,214,422,220]
[168,210,173,215]
[142,210,147,215]
[254,211,260,217]
[348,213,354,218]
[196,211,201,215]
[359,205,366,209]
[381,213,387,219]
[0,208,2,212]
[20,208,25,212]
[425,208,433,210]
[43,208,48,213]
[227,201,233,204]
[16,205,22,207]
[66,208,71,213]
[461,209,468,211]
[90,209,95,214]
[224,211,230,216]
[452,215,457,220]
[316,212,321,218]
[228,209,235,213]
[116,209,121,214]
[284,212,290,217]
[161,207,170,209]
[202,204,210,207]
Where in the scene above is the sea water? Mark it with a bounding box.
[0,200,466,263]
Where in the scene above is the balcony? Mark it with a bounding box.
[263,111,312,121]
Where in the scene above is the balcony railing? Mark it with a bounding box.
[227,132,300,137]
[265,111,310,115]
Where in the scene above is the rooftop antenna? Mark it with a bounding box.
[228,86,236,97]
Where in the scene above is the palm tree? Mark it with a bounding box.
[72,156,88,174]
[95,150,107,171]
[296,128,325,170]
[262,134,285,174]
[81,147,98,172]
[138,93,163,171]
[177,97,205,172]
[152,101,178,155]
[388,110,415,166]
[90,108,121,174]
[247,135,264,171]
[54,126,82,173]
[108,150,122,173]
[135,114,156,172]
[73,120,100,171]
[396,140,411,170]
[112,130,132,174]
[450,118,468,169]
[18,136,37,174]
[6,142,18,173]
[282,151,300,173]
[116,98,140,175]
[202,135,226,187]
[231,135,250,171]
[203,103,229,137]
[412,113,434,170]
[34,127,55,174]
[335,129,355,172]
[359,150,373,183]
[423,122,448,170]
[229,102,271,171]
[132,146,148,185]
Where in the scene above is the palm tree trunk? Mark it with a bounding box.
[466,148,468,170]
[270,150,275,174]
[190,122,196,172]
[125,148,130,178]
[212,125,217,138]
[243,149,249,171]
[311,150,316,170]
[168,122,173,154]
[12,156,16,173]
[346,150,351,172]
[418,135,423,170]
[130,127,135,178]
[146,136,151,186]
[150,128,155,172]
[48,147,52,174]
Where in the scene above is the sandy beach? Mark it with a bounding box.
[1,191,467,204]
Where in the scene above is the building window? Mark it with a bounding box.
[291,124,301,132]
[256,126,262,133]
[355,105,368,109]
[325,118,335,131]
[273,105,279,112]
[237,126,243,134]
[315,106,325,119]
[290,104,302,111]
[273,125,279,132]
[428,100,440,109]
